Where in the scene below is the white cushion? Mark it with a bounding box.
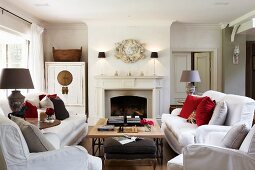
[240,125,255,158]
[39,96,54,108]
[223,95,255,127]
[25,93,40,108]
[209,101,228,125]
[202,90,226,102]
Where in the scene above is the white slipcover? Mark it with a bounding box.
[168,144,255,170]
[162,90,255,154]
[0,115,102,170]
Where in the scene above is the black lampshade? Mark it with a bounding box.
[151,52,158,58]
[0,68,34,89]
[98,52,106,58]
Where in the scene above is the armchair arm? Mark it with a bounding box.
[183,144,255,170]
[27,146,101,170]
[195,125,231,145]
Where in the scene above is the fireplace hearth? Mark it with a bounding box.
[111,96,147,118]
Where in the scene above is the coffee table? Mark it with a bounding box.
[25,118,61,130]
[87,118,164,163]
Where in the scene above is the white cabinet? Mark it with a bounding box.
[45,62,85,114]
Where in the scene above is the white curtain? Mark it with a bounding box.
[29,23,44,92]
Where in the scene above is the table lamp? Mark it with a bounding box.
[151,52,158,75]
[0,68,34,112]
[180,70,201,95]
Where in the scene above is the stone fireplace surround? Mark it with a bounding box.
[95,75,164,121]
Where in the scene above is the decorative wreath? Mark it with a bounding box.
[115,39,145,63]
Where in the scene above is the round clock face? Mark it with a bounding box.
[57,70,73,86]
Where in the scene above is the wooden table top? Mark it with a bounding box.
[25,118,61,130]
[87,118,164,138]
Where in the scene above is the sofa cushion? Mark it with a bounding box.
[202,90,226,103]
[240,125,255,158]
[42,114,86,142]
[51,98,69,120]
[40,96,54,109]
[209,101,228,125]
[196,97,216,126]
[25,93,41,108]
[179,95,205,119]
[165,115,197,146]
[221,124,249,149]
[23,101,38,118]
[11,116,55,152]
[223,95,255,127]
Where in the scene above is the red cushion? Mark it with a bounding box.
[24,101,38,118]
[39,94,57,101]
[39,94,46,101]
[179,95,205,119]
[196,97,216,126]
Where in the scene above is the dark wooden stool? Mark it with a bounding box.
[103,138,157,169]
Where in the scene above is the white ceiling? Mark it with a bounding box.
[4,0,255,24]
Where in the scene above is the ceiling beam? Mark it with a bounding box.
[229,9,255,27]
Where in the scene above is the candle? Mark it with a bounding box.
[39,112,46,122]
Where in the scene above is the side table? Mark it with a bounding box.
[169,104,183,114]
[25,118,61,129]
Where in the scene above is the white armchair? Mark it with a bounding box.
[168,125,255,170]
[0,115,102,170]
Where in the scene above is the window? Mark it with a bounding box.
[0,30,29,98]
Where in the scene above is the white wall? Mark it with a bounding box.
[87,20,172,124]
[170,22,222,102]
[44,24,88,62]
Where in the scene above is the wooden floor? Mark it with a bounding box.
[79,127,178,170]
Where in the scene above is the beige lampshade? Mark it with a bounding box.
[180,70,201,82]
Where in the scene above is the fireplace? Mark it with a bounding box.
[105,90,152,118]
[92,76,164,125]
[111,96,147,118]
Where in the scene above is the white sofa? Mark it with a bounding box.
[0,96,88,149]
[161,90,255,154]
[0,115,101,170]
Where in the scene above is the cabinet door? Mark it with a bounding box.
[46,63,84,106]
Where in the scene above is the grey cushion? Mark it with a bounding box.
[11,116,55,152]
[104,138,156,154]
[240,125,255,158]
[209,101,228,125]
[221,124,249,149]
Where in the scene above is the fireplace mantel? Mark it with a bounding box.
[94,75,164,122]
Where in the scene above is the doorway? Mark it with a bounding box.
[191,52,212,95]
[246,41,255,99]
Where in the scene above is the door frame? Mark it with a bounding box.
[171,48,219,91]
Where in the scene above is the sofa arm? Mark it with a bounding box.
[195,125,231,145]
[28,146,101,170]
[183,144,255,170]
[171,108,182,116]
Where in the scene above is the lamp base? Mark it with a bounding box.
[8,90,25,112]
[186,83,196,95]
